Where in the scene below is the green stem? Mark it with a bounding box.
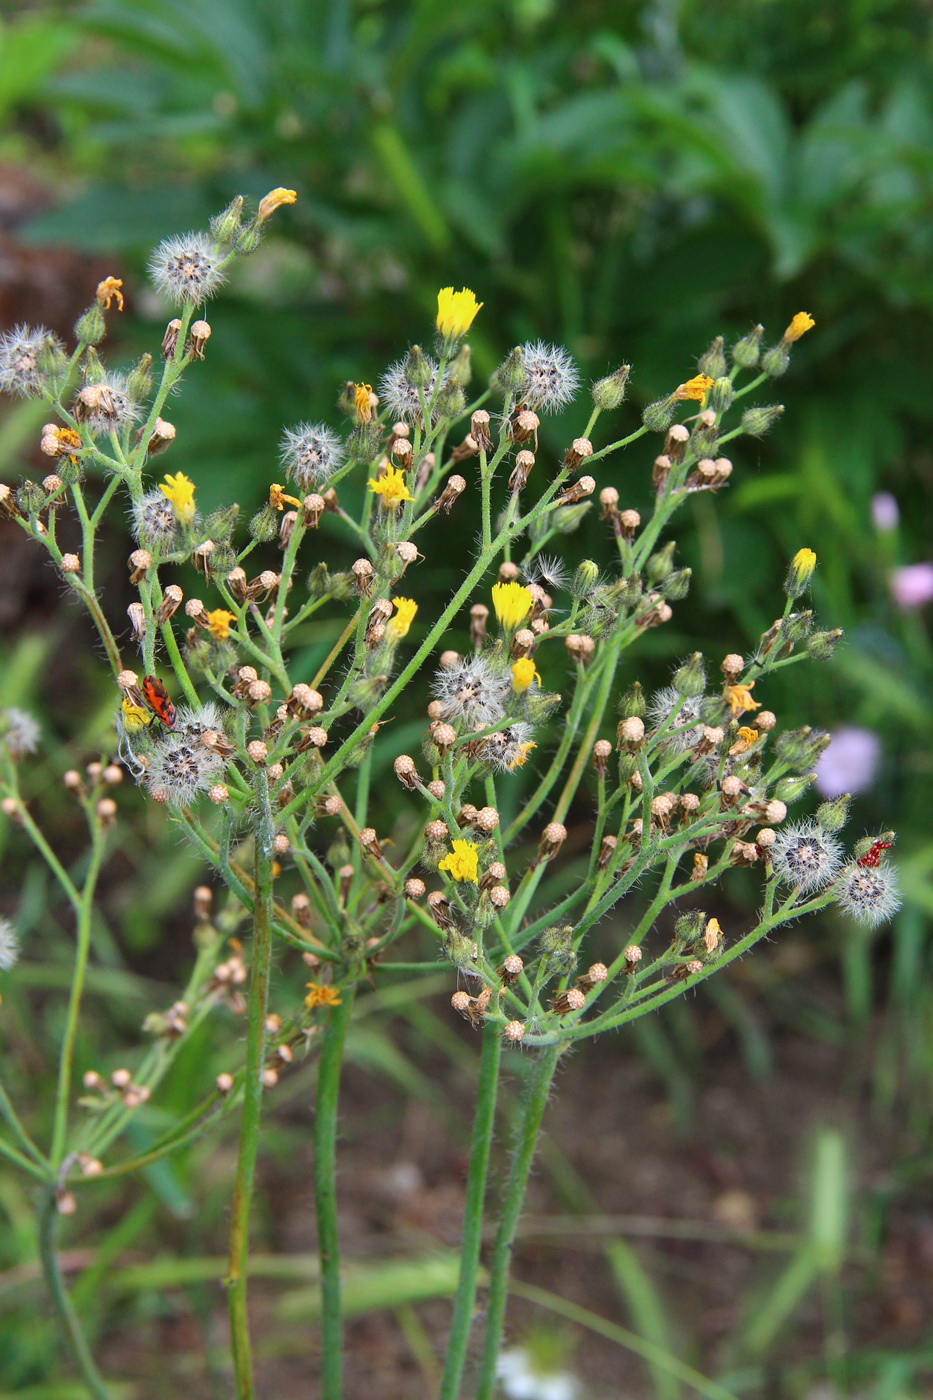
[38,1189,112,1400]
[227,778,276,1400]
[474,1043,561,1400]
[51,822,105,1169]
[314,988,355,1400]
[438,1022,502,1400]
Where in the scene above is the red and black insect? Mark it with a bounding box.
[856,839,893,869]
[142,674,176,730]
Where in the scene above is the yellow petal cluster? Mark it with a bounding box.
[511,658,540,692]
[491,581,533,629]
[387,596,418,639]
[159,471,196,526]
[206,608,235,641]
[508,741,536,770]
[354,382,375,424]
[257,187,297,222]
[95,276,124,312]
[269,483,301,511]
[674,374,714,403]
[120,696,153,733]
[724,682,760,719]
[783,312,815,343]
[369,464,413,509]
[304,981,343,1009]
[438,839,479,883]
[436,286,483,341]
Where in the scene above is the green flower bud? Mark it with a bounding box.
[405,344,433,389]
[646,541,676,585]
[203,503,241,543]
[660,567,692,601]
[16,480,45,518]
[435,381,466,419]
[337,381,358,417]
[126,353,153,402]
[852,830,895,863]
[776,725,830,771]
[74,304,106,346]
[707,376,734,414]
[816,794,851,834]
[83,347,105,382]
[58,456,85,486]
[761,342,790,378]
[732,325,763,369]
[346,423,383,462]
[689,420,718,457]
[697,336,727,379]
[248,504,279,542]
[674,910,706,944]
[673,652,706,697]
[235,220,264,255]
[699,695,730,726]
[642,394,678,432]
[209,544,238,579]
[446,343,472,388]
[491,347,525,396]
[537,925,577,976]
[591,363,631,411]
[210,195,245,245]
[773,772,816,804]
[741,404,785,437]
[780,609,814,645]
[571,559,600,599]
[807,628,843,661]
[444,929,478,970]
[551,502,591,534]
[619,681,646,719]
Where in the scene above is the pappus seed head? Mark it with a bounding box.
[73,372,141,437]
[279,423,344,492]
[646,686,704,751]
[834,860,901,928]
[431,654,510,728]
[142,731,225,806]
[149,231,226,305]
[174,701,227,740]
[379,355,442,425]
[517,341,579,413]
[0,325,66,398]
[522,553,568,593]
[0,918,19,972]
[132,490,180,552]
[478,722,537,773]
[2,707,41,759]
[770,820,844,893]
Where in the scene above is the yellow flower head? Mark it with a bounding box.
[491,581,533,630]
[674,373,714,404]
[511,658,540,692]
[95,276,124,312]
[783,312,815,343]
[206,608,235,641]
[387,596,418,639]
[269,482,300,511]
[354,382,375,424]
[508,741,536,770]
[159,471,196,526]
[369,464,413,509]
[729,726,759,756]
[724,681,760,719]
[436,286,483,342]
[438,839,480,883]
[257,187,297,222]
[305,981,343,1010]
[120,696,154,733]
[786,547,817,597]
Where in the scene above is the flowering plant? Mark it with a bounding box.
[0,191,900,1399]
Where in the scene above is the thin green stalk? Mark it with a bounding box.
[38,1189,112,1400]
[0,1075,48,1170]
[474,1043,561,1400]
[227,780,276,1400]
[438,1022,502,1400]
[314,987,355,1400]
[51,822,105,1169]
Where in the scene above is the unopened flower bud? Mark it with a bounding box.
[591,363,631,411]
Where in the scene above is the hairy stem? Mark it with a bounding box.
[38,1190,112,1400]
[314,988,355,1400]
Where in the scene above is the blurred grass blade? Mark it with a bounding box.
[605,1238,682,1400]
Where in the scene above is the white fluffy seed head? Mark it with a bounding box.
[770,820,844,893]
[149,231,226,305]
[517,341,580,413]
[835,861,901,927]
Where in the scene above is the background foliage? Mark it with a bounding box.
[0,0,931,1395]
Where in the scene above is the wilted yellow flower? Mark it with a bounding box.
[95,276,124,312]
[438,839,479,883]
[674,374,714,403]
[120,696,153,733]
[305,981,343,1009]
[783,312,815,343]
[508,741,536,770]
[436,286,483,342]
[387,597,418,639]
[159,471,196,525]
[511,658,540,692]
[269,483,301,511]
[205,608,235,641]
[354,382,375,424]
[257,187,297,222]
[724,682,760,719]
[491,581,533,629]
[369,464,413,509]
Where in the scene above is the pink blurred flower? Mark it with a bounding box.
[890,563,933,610]
[871,492,899,531]
[814,727,881,798]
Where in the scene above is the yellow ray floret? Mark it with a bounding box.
[387,597,418,639]
[436,286,483,340]
[438,839,479,883]
[674,373,714,404]
[159,471,196,525]
[206,608,235,641]
[724,682,760,719]
[369,464,413,509]
[511,658,540,692]
[783,312,815,343]
[491,581,533,629]
[305,981,343,1009]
